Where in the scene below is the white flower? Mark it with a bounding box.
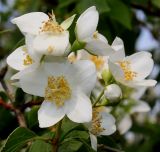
[85,107,116,151]
[104,84,122,101]
[68,50,109,78]
[117,99,150,134]
[12,12,75,56]
[7,45,40,71]
[15,58,96,127]
[108,37,157,87]
[75,6,114,56]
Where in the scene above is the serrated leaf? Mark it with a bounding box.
[106,0,132,29]
[76,0,110,14]
[29,140,52,152]
[2,127,37,152]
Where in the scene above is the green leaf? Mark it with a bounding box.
[58,140,83,152]
[106,0,132,29]
[2,127,37,152]
[25,106,39,129]
[0,91,8,102]
[14,88,25,107]
[29,140,52,152]
[76,0,110,14]
[152,0,160,8]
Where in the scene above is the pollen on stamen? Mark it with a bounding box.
[47,46,54,54]
[90,56,105,70]
[93,31,98,39]
[91,109,105,135]
[118,60,137,81]
[23,55,34,65]
[45,76,72,107]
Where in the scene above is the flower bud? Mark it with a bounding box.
[104,84,122,101]
[101,69,112,84]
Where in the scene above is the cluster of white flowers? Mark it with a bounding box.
[7,6,157,151]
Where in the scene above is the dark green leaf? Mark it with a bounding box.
[2,127,37,152]
[29,140,52,152]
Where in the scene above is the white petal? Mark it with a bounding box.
[60,14,76,30]
[108,60,124,82]
[126,52,154,80]
[76,6,99,41]
[7,45,30,70]
[90,133,97,151]
[85,39,114,56]
[96,33,108,43]
[131,100,150,113]
[38,101,65,128]
[118,115,132,134]
[20,66,47,97]
[110,37,125,62]
[66,91,92,123]
[99,113,116,136]
[73,60,97,95]
[33,32,69,56]
[125,79,157,87]
[25,34,42,61]
[12,12,49,35]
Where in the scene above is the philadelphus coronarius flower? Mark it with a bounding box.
[17,58,96,127]
[85,107,116,151]
[75,6,114,56]
[109,37,157,87]
[12,11,75,56]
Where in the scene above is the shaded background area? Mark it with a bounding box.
[0,0,160,151]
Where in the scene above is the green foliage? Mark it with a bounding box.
[1,127,37,152]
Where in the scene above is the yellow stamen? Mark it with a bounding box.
[90,56,105,70]
[118,60,137,81]
[91,109,105,135]
[93,31,98,39]
[47,46,54,54]
[45,76,72,107]
[23,55,34,65]
[68,54,77,63]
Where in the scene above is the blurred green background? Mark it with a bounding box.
[0,0,160,152]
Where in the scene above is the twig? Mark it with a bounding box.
[0,98,15,111]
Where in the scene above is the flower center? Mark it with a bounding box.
[22,47,34,66]
[91,109,105,135]
[40,13,64,34]
[90,56,105,70]
[45,76,72,107]
[118,60,137,81]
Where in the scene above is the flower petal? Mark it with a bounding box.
[19,65,47,97]
[85,39,114,56]
[118,115,132,134]
[11,12,49,35]
[131,100,150,113]
[125,79,157,87]
[100,113,116,136]
[73,60,96,95]
[60,14,76,30]
[89,133,97,151]
[66,91,92,123]
[126,52,154,80]
[110,37,125,62]
[33,32,69,56]
[108,60,124,82]
[38,101,65,128]
[76,6,99,41]
[7,45,30,70]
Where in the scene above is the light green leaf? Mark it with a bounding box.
[152,0,160,8]
[106,0,132,29]
[61,14,76,30]
[2,127,37,152]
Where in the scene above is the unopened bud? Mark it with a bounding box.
[101,69,112,84]
[104,84,122,101]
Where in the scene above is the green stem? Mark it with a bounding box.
[52,120,62,152]
[92,89,105,107]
